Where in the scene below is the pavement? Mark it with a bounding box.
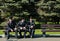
[0,37,60,41]
[0,34,60,41]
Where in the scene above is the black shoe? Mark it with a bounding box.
[7,36,9,39]
[19,36,23,38]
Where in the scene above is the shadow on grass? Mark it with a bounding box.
[6,34,42,39]
[1,34,60,38]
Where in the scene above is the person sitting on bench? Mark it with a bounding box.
[17,18,27,38]
[5,18,17,39]
[27,17,35,38]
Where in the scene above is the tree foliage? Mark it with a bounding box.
[0,0,60,26]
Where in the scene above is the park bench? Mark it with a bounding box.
[41,24,60,37]
[4,28,35,39]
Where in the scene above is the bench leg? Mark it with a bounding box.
[42,32,46,37]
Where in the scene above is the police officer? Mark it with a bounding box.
[17,18,27,38]
[5,18,17,39]
[27,17,35,38]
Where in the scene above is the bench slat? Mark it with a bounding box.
[41,27,60,29]
[42,30,60,32]
[41,24,60,29]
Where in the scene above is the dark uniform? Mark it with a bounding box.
[5,19,17,39]
[17,20,26,38]
[27,20,35,38]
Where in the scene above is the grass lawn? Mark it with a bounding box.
[0,30,4,35]
[0,29,60,35]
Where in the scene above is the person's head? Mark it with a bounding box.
[21,18,25,22]
[8,18,12,22]
[30,17,33,22]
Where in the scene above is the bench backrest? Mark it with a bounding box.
[41,24,60,29]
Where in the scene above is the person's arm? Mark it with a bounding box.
[31,20,35,29]
[23,22,26,30]
[8,22,13,32]
[18,22,23,30]
[16,22,20,28]
[14,23,18,30]
[33,21,35,27]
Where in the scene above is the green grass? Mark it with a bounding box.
[35,29,60,35]
[0,30,4,34]
[1,29,60,35]
[35,29,42,34]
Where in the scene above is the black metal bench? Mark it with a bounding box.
[41,24,60,37]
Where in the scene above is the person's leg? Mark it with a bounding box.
[7,31,10,39]
[29,29,35,38]
[24,30,27,38]
[5,27,9,36]
[5,28,8,36]
[6,27,11,39]
[6,29,10,39]
[29,29,32,38]
[31,29,35,38]
[19,30,22,37]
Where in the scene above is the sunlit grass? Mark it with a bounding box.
[0,29,60,35]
